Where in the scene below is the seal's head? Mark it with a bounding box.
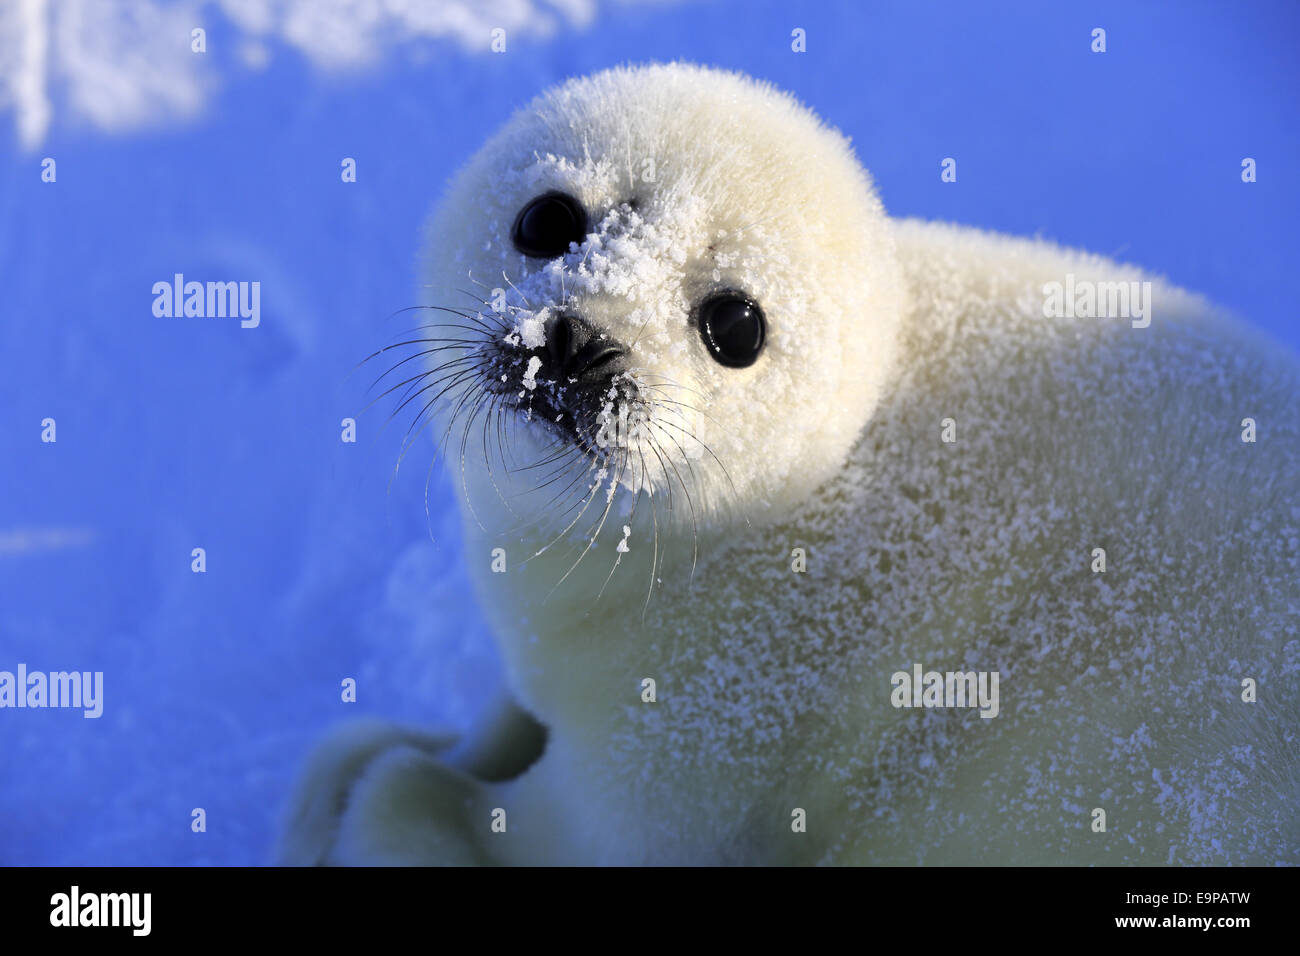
[411,63,903,534]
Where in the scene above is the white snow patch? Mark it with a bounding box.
[0,0,689,148]
[521,355,542,390]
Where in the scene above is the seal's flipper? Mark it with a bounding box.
[444,689,548,783]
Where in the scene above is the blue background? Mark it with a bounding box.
[1,0,1297,864]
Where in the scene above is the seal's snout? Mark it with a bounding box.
[545,313,628,383]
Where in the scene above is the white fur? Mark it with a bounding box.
[282,64,1300,865]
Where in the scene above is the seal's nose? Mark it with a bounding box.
[545,313,626,381]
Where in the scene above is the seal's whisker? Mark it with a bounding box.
[501,270,531,309]
[508,437,590,475]
[510,447,588,496]
[377,327,496,342]
[641,434,673,511]
[389,363,480,436]
[501,453,601,541]
[649,416,747,527]
[640,395,694,428]
[434,370,488,464]
[389,358,479,417]
[485,394,517,484]
[385,303,478,321]
[645,431,696,577]
[386,304,501,339]
[355,334,477,375]
[625,310,657,352]
[454,287,535,322]
[476,395,522,522]
[421,438,441,544]
[371,341,476,377]
[546,451,628,598]
[365,353,476,411]
[387,366,486,502]
[385,323,486,340]
[392,372,483,487]
[595,454,643,603]
[456,391,494,534]
[497,393,526,472]
[547,467,614,528]
[626,368,710,400]
[511,437,587,493]
[388,361,480,435]
[514,447,589,511]
[522,467,606,566]
[645,424,702,585]
[639,442,661,624]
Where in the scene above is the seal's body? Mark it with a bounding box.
[280,65,1300,865]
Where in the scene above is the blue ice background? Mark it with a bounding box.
[1,0,1297,864]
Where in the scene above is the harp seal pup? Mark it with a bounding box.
[279,63,1300,865]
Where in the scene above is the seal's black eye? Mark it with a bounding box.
[697,292,766,368]
[511,192,587,258]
